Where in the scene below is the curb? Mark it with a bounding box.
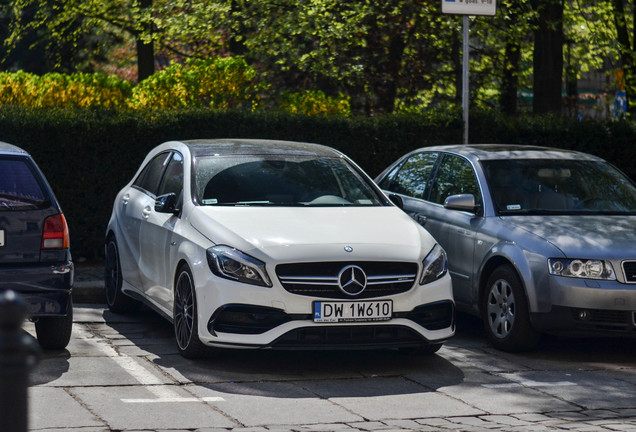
[73,280,106,304]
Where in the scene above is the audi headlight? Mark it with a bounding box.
[548,258,616,280]
[420,244,448,285]
[207,245,272,287]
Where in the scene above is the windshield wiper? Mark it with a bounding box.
[214,201,280,206]
[499,209,568,216]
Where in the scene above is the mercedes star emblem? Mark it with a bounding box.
[337,265,367,296]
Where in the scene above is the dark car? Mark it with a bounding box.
[0,142,73,349]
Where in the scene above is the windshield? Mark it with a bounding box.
[482,159,636,215]
[194,155,385,207]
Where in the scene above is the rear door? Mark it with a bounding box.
[139,152,184,311]
[376,151,439,226]
[0,156,55,264]
[423,153,482,304]
[378,151,483,305]
[117,152,171,290]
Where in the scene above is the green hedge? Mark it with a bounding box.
[0,105,634,260]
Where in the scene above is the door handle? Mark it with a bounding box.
[122,193,130,205]
[416,215,427,225]
[142,206,151,219]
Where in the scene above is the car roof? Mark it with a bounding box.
[416,144,603,162]
[0,141,29,156]
[172,139,344,159]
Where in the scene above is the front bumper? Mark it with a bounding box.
[0,261,73,316]
[531,275,636,336]
[193,267,456,350]
[209,300,455,350]
[532,306,636,337]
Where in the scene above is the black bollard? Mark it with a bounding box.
[0,290,40,432]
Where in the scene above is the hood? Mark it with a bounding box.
[502,215,636,259]
[188,206,434,263]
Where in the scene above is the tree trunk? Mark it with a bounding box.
[137,39,154,82]
[136,0,154,82]
[452,26,462,107]
[499,2,522,116]
[500,39,521,115]
[612,0,636,115]
[532,0,564,115]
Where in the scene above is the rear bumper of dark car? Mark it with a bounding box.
[0,261,73,316]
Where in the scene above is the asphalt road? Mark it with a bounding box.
[23,305,636,432]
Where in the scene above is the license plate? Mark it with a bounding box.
[313,300,392,323]
[0,230,4,247]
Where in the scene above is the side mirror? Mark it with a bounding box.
[444,194,476,213]
[155,193,180,215]
[388,194,404,209]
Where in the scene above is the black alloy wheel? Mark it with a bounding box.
[104,236,135,313]
[173,265,208,358]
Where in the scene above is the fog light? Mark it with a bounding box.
[577,310,592,321]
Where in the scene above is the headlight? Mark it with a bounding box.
[548,258,616,280]
[420,244,448,285]
[207,245,272,287]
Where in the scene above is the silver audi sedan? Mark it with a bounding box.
[376,144,636,352]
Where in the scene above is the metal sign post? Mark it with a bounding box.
[442,0,497,144]
[462,15,469,145]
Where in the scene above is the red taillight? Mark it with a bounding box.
[41,214,70,250]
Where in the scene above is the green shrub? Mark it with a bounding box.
[1,106,634,260]
[0,71,132,108]
[128,57,263,110]
[274,90,351,116]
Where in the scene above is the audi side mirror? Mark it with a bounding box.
[444,194,476,213]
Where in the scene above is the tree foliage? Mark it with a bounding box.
[1,0,635,116]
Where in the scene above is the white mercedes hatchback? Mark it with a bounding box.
[105,139,454,358]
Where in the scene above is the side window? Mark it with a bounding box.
[157,153,184,197]
[381,152,438,199]
[429,154,481,205]
[133,152,171,196]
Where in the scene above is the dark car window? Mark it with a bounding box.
[195,155,384,206]
[429,154,481,205]
[157,152,184,197]
[133,152,172,195]
[0,157,49,210]
[482,159,636,215]
[380,152,439,199]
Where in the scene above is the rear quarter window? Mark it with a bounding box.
[0,157,49,210]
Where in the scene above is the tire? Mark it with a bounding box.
[481,265,540,352]
[35,297,73,350]
[399,343,443,355]
[105,236,136,313]
[173,265,209,359]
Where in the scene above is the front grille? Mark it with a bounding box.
[270,325,426,349]
[623,261,636,284]
[276,261,418,299]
